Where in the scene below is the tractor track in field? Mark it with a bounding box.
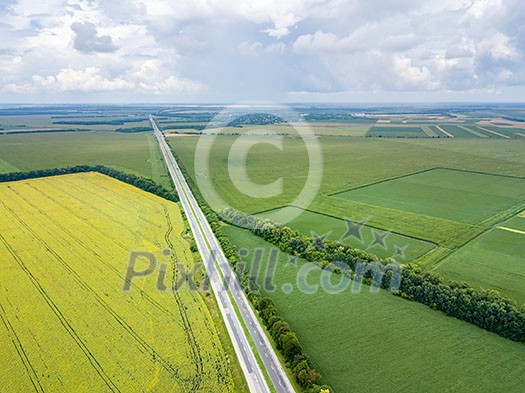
[0,198,182,382]
[0,299,44,393]
[20,183,182,322]
[163,206,205,392]
[26,182,147,252]
[57,177,163,229]
[0,232,121,393]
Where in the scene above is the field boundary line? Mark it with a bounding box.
[476,125,511,139]
[328,166,525,197]
[251,204,440,247]
[478,200,525,228]
[458,125,487,138]
[327,167,438,196]
[434,167,525,180]
[430,204,525,271]
[413,246,454,268]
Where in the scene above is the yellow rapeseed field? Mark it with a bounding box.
[0,172,235,392]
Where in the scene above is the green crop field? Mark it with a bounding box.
[0,173,239,392]
[441,125,485,138]
[0,131,172,189]
[435,213,525,305]
[0,114,151,132]
[480,125,525,138]
[225,225,525,393]
[2,108,524,392]
[169,136,525,211]
[162,123,372,137]
[170,136,524,243]
[333,168,525,224]
[367,125,427,138]
[256,206,436,261]
[170,135,525,299]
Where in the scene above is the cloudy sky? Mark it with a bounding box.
[0,0,523,103]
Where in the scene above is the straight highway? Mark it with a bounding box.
[150,116,295,393]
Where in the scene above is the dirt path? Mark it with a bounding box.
[497,226,525,235]
[475,126,510,139]
[435,125,454,138]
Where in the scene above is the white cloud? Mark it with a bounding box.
[392,55,438,90]
[263,12,300,38]
[264,42,286,54]
[32,67,133,91]
[464,0,503,19]
[128,60,206,94]
[3,63,205,95]
[237,41,287,56]
[0,0,524,101]
[477,32,519,60]
[237,41,263,56]
[293,31,356,54]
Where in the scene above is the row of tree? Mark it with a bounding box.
[252,294,326,390]
[170,151,331,392]
[115,126,152,133]
[221,208,525,343]
[0,165,179,203]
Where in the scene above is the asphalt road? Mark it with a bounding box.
[150,116,295,393]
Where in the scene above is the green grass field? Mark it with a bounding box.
[162,123,372,137]
[441,125,484,138]
[2,111,524,391]
[170,136,524,245]
[367,125,427,138]
[256,206,436,261]
[225,225,525,393]
[170,135,524,300]
[435,213,525,305]
[333,168,525,224]
[0,131,172,189]
[0,114,151,132]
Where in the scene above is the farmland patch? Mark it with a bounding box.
[0,173,236,392]
[435,213,525,305]
[225,225,525,393]
[256,206,436,261]
[333,168,525,224]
